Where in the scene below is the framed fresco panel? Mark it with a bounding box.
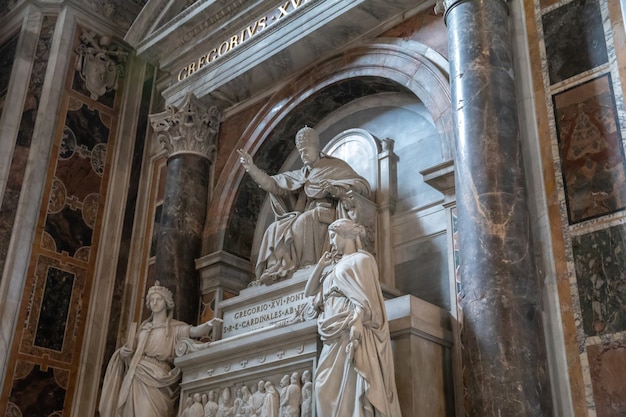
[553,73,626,224]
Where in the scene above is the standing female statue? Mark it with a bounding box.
[237,126,370,284]
[305,219,401,417]
[99,281,220,417]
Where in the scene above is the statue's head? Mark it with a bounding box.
[328,218,365,251]
[145,280,175,313]
[295,126,320,151]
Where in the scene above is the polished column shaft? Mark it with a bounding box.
[445,0,552,415]
[149,93,219,324]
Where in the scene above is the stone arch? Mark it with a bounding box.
[203,39,452,258]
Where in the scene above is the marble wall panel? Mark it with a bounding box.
[42,100,110,258]
[587,340,626,417]
[20,255,87,363]
[542,0,608,85]
[0,17,55,286]
[0,33,18,97]
[1,22,126,416]
[553,74,626,223]
[572,223,626,336]
[33,267,75,351]
[7,361,68,417]
[380,7,448,59]
[100,65,155,384]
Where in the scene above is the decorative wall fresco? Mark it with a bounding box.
[572,224,626,336]
[542,0,608,85]
[553,74,626,224]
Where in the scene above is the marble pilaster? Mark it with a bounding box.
[444,0,552,415]
[149,92,219,324]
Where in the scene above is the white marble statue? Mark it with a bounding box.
[237,126,370,285]
[305,219,402,417]
[98,281,221,417]
[217,387,237,417]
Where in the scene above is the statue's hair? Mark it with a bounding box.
[328,218,365,238]
[328,218,365,250]
[295,126,320,150]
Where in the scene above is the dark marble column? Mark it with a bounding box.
[443,0,552,415]
[149,93,219,324]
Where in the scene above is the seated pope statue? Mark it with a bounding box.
[98,281,221,417]
[237,126,370,284]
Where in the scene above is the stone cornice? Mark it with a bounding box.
[149,92,220,160]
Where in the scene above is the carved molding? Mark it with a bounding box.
[149,92,220,160]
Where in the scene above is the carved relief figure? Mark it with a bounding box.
[98,281,220,417]
[249,380,266,417]
[217,387,236,417]
[262,381,280,417]
[237,384,253,416]
[205,390,219,417]
[300,371,312,417]
[189,393,205,417]
[238,126,370,284]
[305,219,401,417]
[281,372,301,417]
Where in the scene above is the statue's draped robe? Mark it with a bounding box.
[99,319,191,417]
[257,156,370,280]
[314,251,401,417]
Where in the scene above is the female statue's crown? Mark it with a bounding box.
[146,280,175,308]
[295,126,319,150]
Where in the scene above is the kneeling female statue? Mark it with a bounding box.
[99,281,221,417]
[305,219,401,417]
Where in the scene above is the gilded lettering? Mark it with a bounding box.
[177,66,187,81]
[229,35,239,50]
[218,41,230,56]
[258,16,267,30]
[246,20,260,37]
[188,62,196,76]
[277,2,290,19]
[290,0,303,8]
[197,54,206,70]
[207,48,218,62]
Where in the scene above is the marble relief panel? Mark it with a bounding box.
[542,0,608,85]
[72,27,127,108]
[553,74,626,224]
[587,341,626,417]
[572,224,626,336]
[7,360,68,417]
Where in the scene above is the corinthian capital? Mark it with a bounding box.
[149,92,220,161]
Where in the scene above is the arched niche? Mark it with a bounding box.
[204,39,452,274]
